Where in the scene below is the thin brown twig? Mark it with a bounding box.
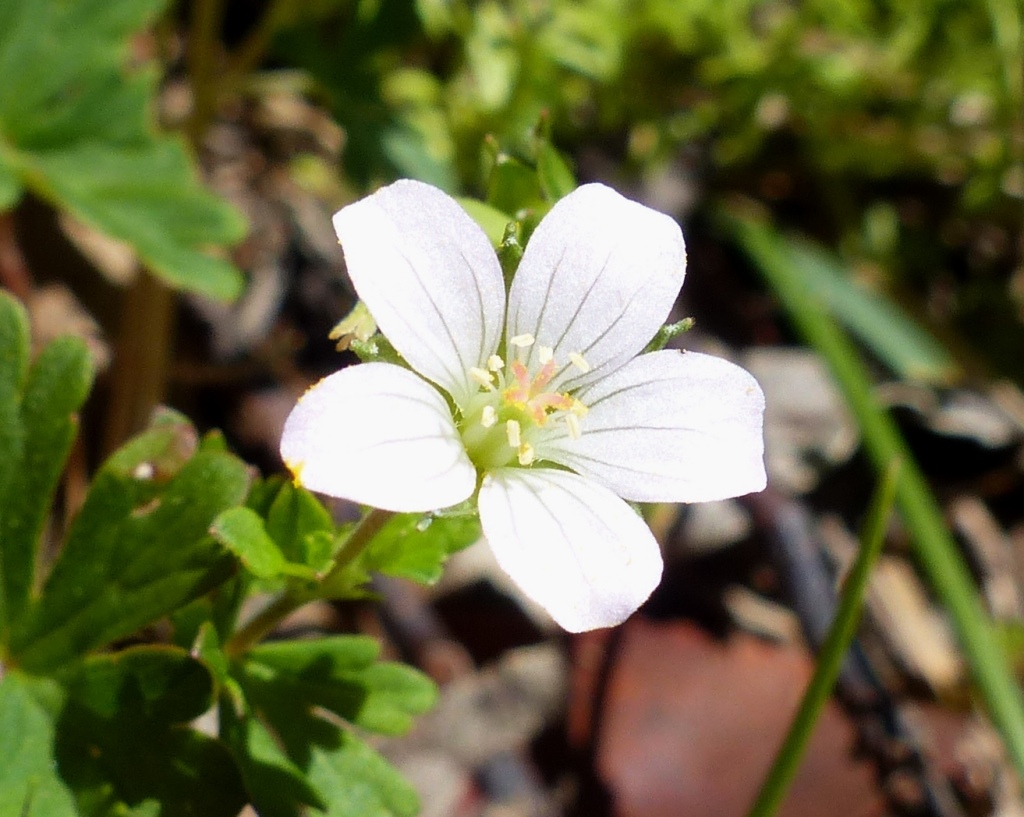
[102,272,175,455]
[185,0,226,145]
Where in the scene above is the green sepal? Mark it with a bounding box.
[643,317,696,353]
[498,221,525,290]
[536,141,577,202]
[349,334,406,366]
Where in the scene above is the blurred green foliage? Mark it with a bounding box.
[0,0,246,299]
[273,0,1023,377]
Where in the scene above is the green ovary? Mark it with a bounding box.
[458,396,529,471]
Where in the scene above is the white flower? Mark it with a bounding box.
[280,180,766,632]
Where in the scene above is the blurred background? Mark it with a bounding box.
[4,0,1024,815]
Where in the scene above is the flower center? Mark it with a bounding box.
[458,334,589,471]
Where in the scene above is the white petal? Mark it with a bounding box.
[333,180,506,408]
[541,350,766,503]
[280,363,477,512]
[506,184,686,391]
[478,468,663,632]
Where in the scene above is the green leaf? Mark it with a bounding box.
[9,411,249,672]
[0,672,77,817]
[221,702,325,817]
[212,507,318,581]
[361,512,481,585]
[0,292,93,647]
[30,144,246,300]
[299,728,420,817]
[56,647,245,817]
[241,636,436,736]
[63,645,215,724]
[237,665,423,817]
[0,0,245,300]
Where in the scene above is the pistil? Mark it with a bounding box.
[458,341,591,472]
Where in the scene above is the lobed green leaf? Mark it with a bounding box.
[0,292,93,648]
[221,702,325,817]
[0,672,76,817]
[236,673,423,817]
[57,649,245,817]
[0,0,245,299]
[9,412,249,672]
[241,636,437,736]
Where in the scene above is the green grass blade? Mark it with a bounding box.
[747,461,900,817]
[783,239,959,384]
[730,213,1024,782]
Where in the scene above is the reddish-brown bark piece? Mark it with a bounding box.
[571,619,885,817]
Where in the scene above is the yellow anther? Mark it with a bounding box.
[487,354,505,372]
[538,345,553,364]
[469,367,495,389]
[568,352,591,373]
[571,399,589,417]
[518,443,535,466]
[505,419,521,448]
[565,413,582,440]
[509,333,535,348]
[480,405,497,428]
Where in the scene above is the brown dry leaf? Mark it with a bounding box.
[28,283,111,371]
[573,619,883,817]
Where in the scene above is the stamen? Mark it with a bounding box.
[568,352,591,373]
[480,405,497,428]
[505,419,521,448]
[538,345,553,364]
[565,413,582,440]
[487,354,505,372]
[509,333,535,348]
[469,367,495,389]
[518,443,535,465]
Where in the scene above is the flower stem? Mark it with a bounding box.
[224,506,395,657]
